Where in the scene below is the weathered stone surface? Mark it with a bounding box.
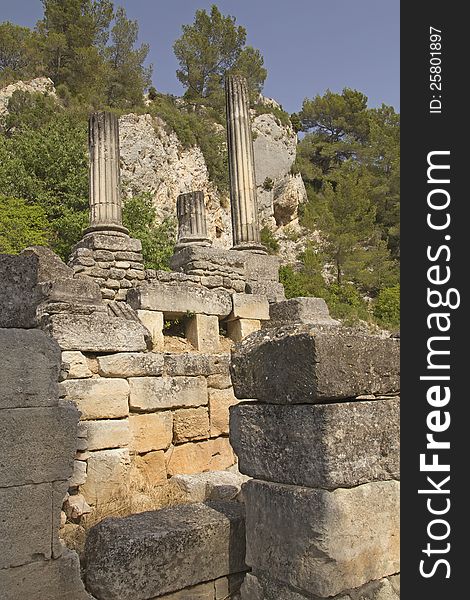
[38,276,102,305]
[61,350,93,379]
[129,376,207,411]
[64,493,92,519]
[60,378,129,420]
[0,483,54,568]
[231,325,400,403]
[129,412,173,452]
[75,231,142,252]
[166,438,235,476]
[137,310,164,350]
[245,280,286,303]
[186,313,220,352]
[0,404,79,487]
[81,448,130,506]
[158,580,214,599]
[97,351,164,377]
[169,470,248,504]
[170,246,246,274]
[230,294,269,321]
[84,419,130,451]
[207,373,232,389]
[133,450,167,486]
[230,399,399,489]
[127,282,232,318]
[214,573,245,599]
[70,459,87,487]
[244,479,400,597]
[0,328,61,409]
[241,252,280,283]
[44,313,147,352]
[269,297,340,326]
[174,406,210,442]
[0,550,92,600]
[227,318,261,343]
[210,388,239,437]
[85,501,246,600]
[165,353,230,377]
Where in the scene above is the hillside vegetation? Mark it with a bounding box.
[0,1,399,329]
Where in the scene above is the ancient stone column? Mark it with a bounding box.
[176,191,211,248]
[85,111,128,234]
[225,75,265,253]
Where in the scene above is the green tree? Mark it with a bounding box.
[0,195,51,253]
[37,0,113,102]
[173,4,266,103]
[0,22,43,84]
[122,194,176,270]
[104,6,152,108]
[373,284,400,329]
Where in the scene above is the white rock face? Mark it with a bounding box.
[119,113,232,248]
[0,77,57,116]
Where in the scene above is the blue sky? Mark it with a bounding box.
[1,0,399,113]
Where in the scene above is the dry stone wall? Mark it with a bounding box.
[229,325,400,600]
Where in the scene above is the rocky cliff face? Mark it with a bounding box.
[1,78,309,256]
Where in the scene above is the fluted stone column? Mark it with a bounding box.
[176,191,211,248]
[85,111,128,234]
[225,75,266,253]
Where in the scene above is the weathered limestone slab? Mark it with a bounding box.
[207,373,232,389]
[61,351,93,379]
[127,282,232,318]
[173,406,210,442]
[70,459,87,487]
[241,572,400,600]
[230,399,399,489]
[60,378,129,420]
[76,231,142,252]
[169,470,248,504]
[166,437,235,476]
[38,276,102,306]
[84,419,130,451]
[84,501,246,600]
[1,328,61,409]
[230,293,269,321]
[245,281,286,303]
[134,450,167,486]
[0,404,79,487]
[44,313,147,352]
[97,351,164,377]
[170,246,246,274]
[164,353,230,377]
[80,448,130,506]
[231,325,400,403]
[244,479,400,598]
[0,550,91,600]
[186,313,220,352]
[0,483,54,568]
[209,388,239,437]
[129,376,207,411]
[227,318,261,342]
[269,297,340,326]
[137,310,164,350]
[129,412,173,452]
[242,252,280,282]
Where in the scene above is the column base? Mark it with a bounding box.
[232,242,267,254]
[83,224,129,236]
[174,238,212,251]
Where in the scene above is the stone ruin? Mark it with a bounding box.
[0,76,400,599]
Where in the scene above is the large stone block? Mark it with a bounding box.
[245,281,286,303]
[230,293,269,320]
[169,470,248,504]
[186,313,220,352]
[166,437,235,476]
[227,318,261,343]
[97,351,164,377]
[241,252,280,283]
[0,404,79,487]
[60,378,129,420]
[0,550,91,600]
[129,376,207,411]
[230,399,399,488]
[84,501,246,600]
[137,309,164,351]
[74,231,142,252]
[84,419,130,451]
[269,297,340,326]
[44,313,148,352]
[210,388,239,437]
[129,412,173,452]
[0,483,53,568]
[80,448,130,507]
[133,450,167,486]
[127,281,232,318]
[170,246,246,274]
[244,479,400,598]
[174,406,210,442]
[231,325,400,403]
[0,328,61,409]
[164,353,230,377]
[61,350,93,379]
